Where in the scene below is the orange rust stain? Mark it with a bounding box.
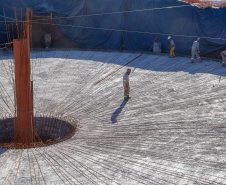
[13,39,33,145]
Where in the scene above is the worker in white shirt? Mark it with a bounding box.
[191,38,202,63]
[168,36,175,58]
[123,69,131,101]
[220,50,226,67]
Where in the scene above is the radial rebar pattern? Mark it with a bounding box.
[0,50,226,184]
[0,116,76,149]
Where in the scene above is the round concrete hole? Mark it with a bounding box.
[0,115,77,149]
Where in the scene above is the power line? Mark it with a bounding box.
[0,4,226,43]
[25,20,226,41]
[34,5,192,21]
[1,19,226,43]
[1,4,192,22]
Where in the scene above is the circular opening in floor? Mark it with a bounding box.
[0,115,77,149]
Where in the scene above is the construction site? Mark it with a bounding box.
[0,0,226,184]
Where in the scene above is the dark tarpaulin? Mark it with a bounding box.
[123,0,226,54]
[0,0,225,55]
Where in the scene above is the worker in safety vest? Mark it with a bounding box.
[123,69,131,101]
[168,36,175,58]
[220,50,226,67]
[191,38,202,63]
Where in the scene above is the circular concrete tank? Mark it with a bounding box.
[0,50,226,184]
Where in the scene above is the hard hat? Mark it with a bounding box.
[168,36,171,40]
[127,68,131,72]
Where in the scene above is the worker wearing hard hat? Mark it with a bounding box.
[220,50,226,67]
[191,38,202,63]
[168,36,175,57]
[123,69,131,101]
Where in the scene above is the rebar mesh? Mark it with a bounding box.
[0,115,77,149]
[0,50,226,184]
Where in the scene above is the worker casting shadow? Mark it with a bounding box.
[111,100,128,124]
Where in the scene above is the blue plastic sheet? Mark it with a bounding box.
[0,0,225,54]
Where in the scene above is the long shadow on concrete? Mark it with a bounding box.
[0,148,7,155]
[38,50,226,77]
[2,49,226,77]
[111,100,128,124]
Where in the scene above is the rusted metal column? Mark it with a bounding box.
[12,8,34,146]
[13,39,33,145]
